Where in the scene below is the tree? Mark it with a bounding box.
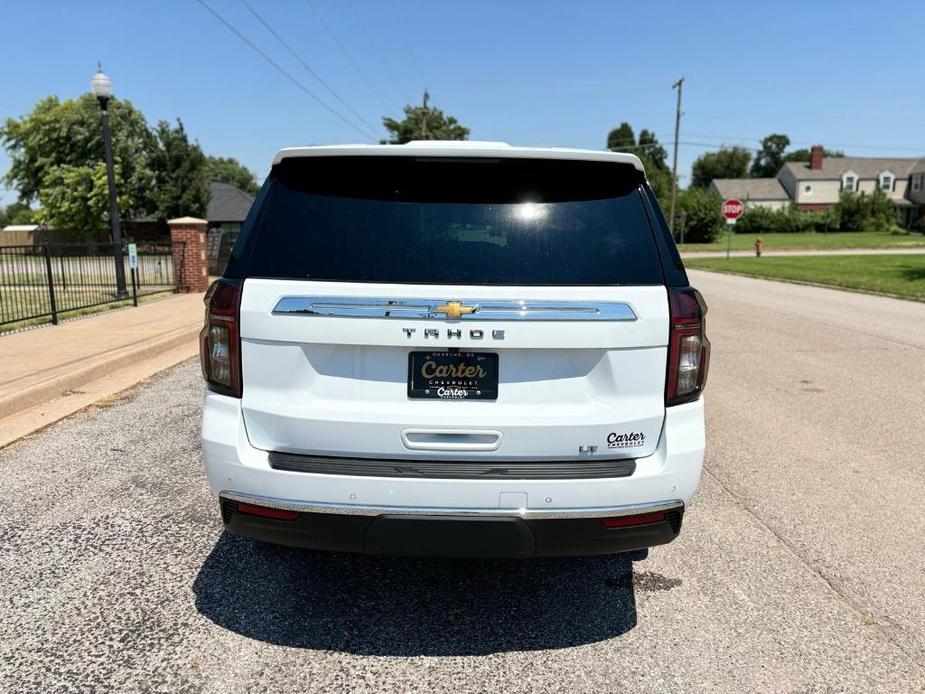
[148,119,209,220]
[606,122,635,151]
[638,129,668,171]
[675,188,725,243]
[382,103,469,144]
[750,133,790,178]
[1,93,256,235]
[204,156,259,195]
[0,200,34,226]
[606,123,673,208]
[690,146,751,188]
[1,95,155,228]
[37,162,131,235]
[783,147,845,163]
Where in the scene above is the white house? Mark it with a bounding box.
[710,145,925,227]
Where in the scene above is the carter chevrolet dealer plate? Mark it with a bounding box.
[407,351,498,400]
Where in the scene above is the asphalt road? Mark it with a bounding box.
[2,272,925,692]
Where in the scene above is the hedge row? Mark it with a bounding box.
[733,207,839,235]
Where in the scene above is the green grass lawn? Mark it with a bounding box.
[685,255,925,301]
[678,231,925,254]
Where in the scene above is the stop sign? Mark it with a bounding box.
[722,199,745,222]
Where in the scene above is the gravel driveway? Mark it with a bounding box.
[2,271,924,692]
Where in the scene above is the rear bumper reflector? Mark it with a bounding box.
[600,511,666,528]
[236,502,300,521]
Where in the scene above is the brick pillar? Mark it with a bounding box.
[168,217,210,293]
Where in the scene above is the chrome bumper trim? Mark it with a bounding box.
[220,491,683,520]
[272,296,638,321]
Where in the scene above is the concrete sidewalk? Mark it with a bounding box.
[0,292,204,447]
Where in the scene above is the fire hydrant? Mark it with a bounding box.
[755,235,764,257]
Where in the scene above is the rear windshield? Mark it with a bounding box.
[226,156,664,285]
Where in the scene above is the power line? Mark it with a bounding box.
[680,140,759,152]
[302,0,393,112]
[615,139,923,156]
[680,132,925,153]
[196,0,376,140]
[385,0,427,87]
[353,13,413,104]
[240,0,380,138]
[614,129,925,155]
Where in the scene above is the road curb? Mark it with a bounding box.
[686,267,925,303]
[0,322,201,420]
[0,339,199,450]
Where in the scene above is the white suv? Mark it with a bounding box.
[200,142,709,558]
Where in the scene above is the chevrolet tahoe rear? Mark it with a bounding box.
[200,141,708,557]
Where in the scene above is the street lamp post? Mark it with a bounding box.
[90,65,128,298]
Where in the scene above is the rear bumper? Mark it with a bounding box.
[220,495,684,557]
[202,391,704,556]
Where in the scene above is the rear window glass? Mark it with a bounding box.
[226,156,663,285]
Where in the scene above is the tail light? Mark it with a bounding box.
[666,287,710,406]
[200,279,243,397]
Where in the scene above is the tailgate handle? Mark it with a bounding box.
[401,429,503,452]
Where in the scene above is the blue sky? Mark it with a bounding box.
[2,0,924,206]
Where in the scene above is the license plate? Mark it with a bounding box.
[408,351,498,400]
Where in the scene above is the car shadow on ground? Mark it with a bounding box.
[193,532,641,656]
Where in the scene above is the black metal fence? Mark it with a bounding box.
[0,241,183,330]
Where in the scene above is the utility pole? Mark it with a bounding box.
[668,77,684,232]
[421,88,430,139]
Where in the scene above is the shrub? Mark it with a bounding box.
[734,206,838,235]
[775,209,815,233]
[835,189,902,233]
[675,188,725,243]
[867,188,903,234]
[813,208,841,232]
[734,206,779,235]
[836,191,866,231]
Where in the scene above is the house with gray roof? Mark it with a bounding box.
[710,145,925,227]
[207,181,255,231]
[709,178,791,211]
[206,181,255,273]
[900,156,925,210]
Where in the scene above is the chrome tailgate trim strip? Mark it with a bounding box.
[272,296,638,321]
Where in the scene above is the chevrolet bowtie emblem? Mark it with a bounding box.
[435,301,477,319]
